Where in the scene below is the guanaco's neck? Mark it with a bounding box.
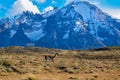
[53,53,57,58]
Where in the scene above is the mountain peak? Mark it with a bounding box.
[67,1,101,12]
[71,0,90,4]
[69,1,95,7]
[0,1,120,50]
[60,1,104,22]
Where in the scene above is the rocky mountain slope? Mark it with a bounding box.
[0,1,120,50]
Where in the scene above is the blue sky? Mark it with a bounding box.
[0,0,120,19]
[100,0,120,8]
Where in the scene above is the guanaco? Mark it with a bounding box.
[44,53,58,61]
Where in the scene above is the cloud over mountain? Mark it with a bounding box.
[6,0,40,17]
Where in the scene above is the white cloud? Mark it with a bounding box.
[103,8,120,19]
[43,6,54,13]
[6,0,40,17]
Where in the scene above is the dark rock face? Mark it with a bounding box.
[10,28,31,46]
[0,1,120,50]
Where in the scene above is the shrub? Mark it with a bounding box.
[27,77,37,80]
[0,59,13,67]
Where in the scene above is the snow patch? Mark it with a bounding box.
[24,19,47,41]
[10,30,16,38]
[96,36,105,41]
[60,8,67,16]
[42,9,58,18]
[25,28,45,41]
[70,9,75,18]
[32,19,47,28]
[117,19,120,22]
[74,21,85,32]
[43,6,54,13]
[15,20,20,25]
[57,22,62,25]
[74,3,91,20]
[63,21,70,24]
[4,23,9,29]
[21,17,27,23]
[76,21,82,25]
[63,30,70,39]
[89,24,96,35]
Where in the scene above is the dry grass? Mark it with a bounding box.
[0,46,120,80]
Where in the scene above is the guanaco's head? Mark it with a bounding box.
[55,53,59,56]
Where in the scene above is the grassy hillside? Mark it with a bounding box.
[0,46,120,80]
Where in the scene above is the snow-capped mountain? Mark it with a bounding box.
[0,1,120,50]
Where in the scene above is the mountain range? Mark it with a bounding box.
[0,1,120,50]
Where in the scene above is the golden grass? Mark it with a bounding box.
[0,46,120,80]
